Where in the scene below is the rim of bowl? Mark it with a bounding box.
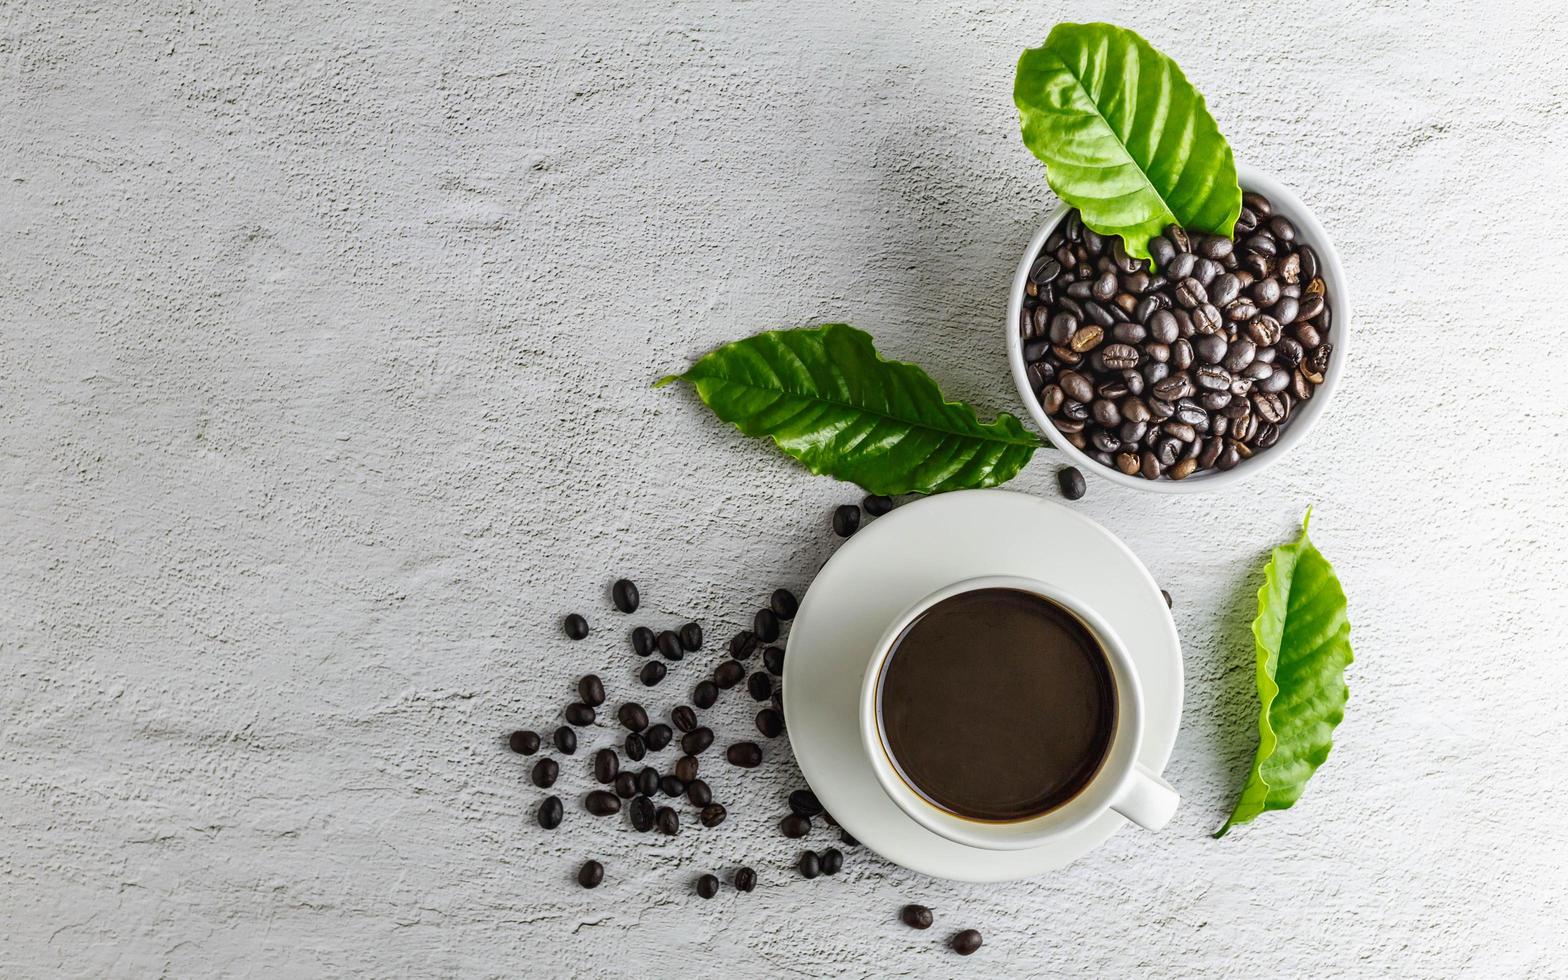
[1006,164,1349,493]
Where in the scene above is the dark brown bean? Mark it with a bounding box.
[628,795,655,832]
[638,661,666,687]
[585,790,621,816]
[563,613,589,640]
[612,578,639,614]
[714,659,745,689]
[951,929,983,955]
[902,904,934,929]
[755,707,784,738]
[617,702,649,732]
[554,726,576,755]
[537,795,563,829]
[681,727,714,755]
[656,630,683,661]
[699,803,728,828]
[631,625,656,657]
[692,680,718,709]
[831,505,860,538]
[734,867,757,892]
[644,723,672,751]
[594,748,619,784]
[781,814,811,838]
[656,806,680,835]
[726,742,763,768]
[509,730,540,755]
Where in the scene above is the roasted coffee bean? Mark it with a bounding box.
[611,578,639,614]
[1200,235,1234,261]
[1192,303,1222,335]
[1090,430,1121,454]
[1059,371,1094,404]
[1101,343,1139,369]
[1030,255,1061,282]
[1209,273,1241,307]
[1297,291,1325,323]
[562,613,589,640]
[1291,368,1315,401]
[1246,315,1283,346]
[902,905,935,930]
[1192,332,1226,364]
[644,723,673,751]
[659,774,685,798]
[1222,339,1256,373]
[819,848,844,875]
[831,505,861,538]
[637,766,659,797]
[674,755,700,783]
[700,803,728,828]
[692,680,718,709]
[763,646,786,675]
[755,707,784,738]
[1048,312,1077,345]
[1140,451,1161,479]
[788,788,823,817]
[1119,419,1148,444]
[577,859,605,889]
[1235,206,1259,234]
[624,731,646,761]
[1164,421,1197,443]
[727,741,763,768]
[1169,457,1197,480]
[747,672,772,702]
[678,621,703,652]
[862,493,898,520]
[1309,343,1333,376]
[1256,421,1281,449]
[1153,374,1194,402]
[754,607,781,643]
[1167,252,1198,281]
[1083,300,1115,328]
[1244,234,1277,257]
[656,806,680,836]
[1243,191,1273,216]
[1268,214,1296,242]
[554,726,577,755]
[656,630,683,661]
[631,625,655,657]
[1196,365,1232,391]
[1091,272,1118,301]
[686,778,713,807]
[1174,277,1205,308]
[671,705,698,733]
[714,659,745,689]
[629,795,656,832]
[586,790,621,816]
[696,873,719,899]
[531,758,559,788]
[1193,258,1221,286]
[734,867,757,893]
[1253,391,1287,424]
[509,730,540,755]
[951,929,984,955]
[781,813,811,838]
[1251,277,1281,307]
[576,675,606,709]
[681,727,715,756]
[1114,451,1140,475]
[1257,366,1291,394]
[797,851,822,879]
[614,771,637,798]
[1272,296,1299,326]
[618,702,649,732]
[638,661,666,687]
[538,795,563,829]
[728,630,757,659]
[594,748,619,784]
[564,702,595,726]
[1112,321,1147,345]
[1148,309,1179,344]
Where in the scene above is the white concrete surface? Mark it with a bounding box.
[3,2,1566,976]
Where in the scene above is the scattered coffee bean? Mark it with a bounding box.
[1058,466,1086,499]
[578,860,604,889]
[789,789,823,817]
[554,726,577,755]
[681,727,714,756]
[593,748,619,784]
[617,702,649,732]
[563,613,589,640]
[531,758,559,788]
[832,504,861,537]
[714,659,745,689]
[763,646,785,676]
[863,495,894,517]
[686,778,713,807]
[631,626,655,657]
[656,806,680,835]
[659,774,685,798]
[692,680,718,709]
[612,578,639,614]
[585,790,621,816]
[696,873,719,899]
[671,705,698,733]
[564,702,594,726]
[613,771,637,798]
[639,661,666,686]
[636,767,659,797]
[674,755,700,783]
[728,631,757,659]
[798,851,821,879]
[656,630,684,661]
[747,672,772,702]
[755,708,784,738]
[577,674,605,707]
[726,742,763,768]
[781,814,811,838]
[819,848,843,875]
[753,608,780,643]
[644,723,673,752]
[537,795,563,829]
[770,588,800,619]
[699,803,728,828]
[624,732,646,761]
[902,904,934,929]
[679,621,703,651]
[1162,589,1172,608]
[734,867,757,892]
[951,929,983,955]
[508,730,540,755]
[629,795,655,832]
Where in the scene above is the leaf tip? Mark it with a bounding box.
[652,373,683,389]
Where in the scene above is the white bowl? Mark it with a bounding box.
[1005,164,1349,493]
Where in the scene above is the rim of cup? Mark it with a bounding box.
[1005,164,1350,493]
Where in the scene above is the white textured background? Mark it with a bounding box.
[3,1,1566,977]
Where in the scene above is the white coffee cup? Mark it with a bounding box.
[858,575,1179,850]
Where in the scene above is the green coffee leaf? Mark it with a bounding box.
[657,325,1039,495]
[1217,509,1353,837]
[1014,22,1241,262]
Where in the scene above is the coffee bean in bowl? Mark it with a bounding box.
[1008,166,1345,492]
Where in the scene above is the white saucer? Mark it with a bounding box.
[782,489,1182,882]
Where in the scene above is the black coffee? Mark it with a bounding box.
[876,588,1115,821]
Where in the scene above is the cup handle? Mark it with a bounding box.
[1110,764,1180,831]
